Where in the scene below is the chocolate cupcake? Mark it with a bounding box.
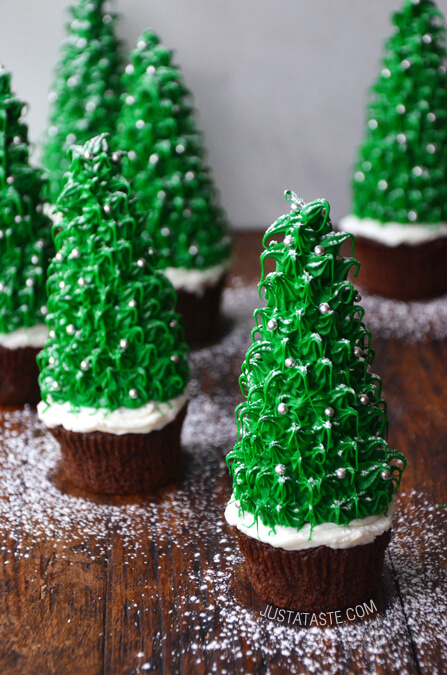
[225,194,406,612]
[341,0,447,300]
[114,29,232,342]
[0,66,52,405]
[37,135,189,494]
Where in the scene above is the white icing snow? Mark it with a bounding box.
[0,323,47,349]
[37,393,188,435]
[339,214,447,246]
[225,498,394,550]
[164,260,231,296]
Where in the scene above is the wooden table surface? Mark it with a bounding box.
[0,231,446,675]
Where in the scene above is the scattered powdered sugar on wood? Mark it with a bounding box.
[361,291,447,342]
[0,285,445,673]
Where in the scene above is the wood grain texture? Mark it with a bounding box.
[0,231,445,674]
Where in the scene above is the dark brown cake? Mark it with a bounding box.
[349,234,447,301]
[0,345,41,406]
[237,528,391,612]
[175,275,227,343]
[49,404,187,494]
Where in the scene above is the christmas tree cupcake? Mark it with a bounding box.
[0,66,52,406]
[340,0,447,300]
[37,134,189,495]
[43,0,123,204]
[115,30,232,342]
[225,193,406,612]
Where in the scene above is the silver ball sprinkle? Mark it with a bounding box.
[111,152,121,163]
[104,204,112,214]
[48,356,55,365]
[285,357,295,368]
[0,283,5,292]
[354,346,363,358]
[359,394,370,405]
[31,255,39,265]
[336,467,347,479]
[171,354,180,363]
[70,248,80,259]
[120,339,129,349]
[51,381,59,390]
[6,176,15,184]
[80,360,89,371]
[275,464,286,476]
[325,407,335,417]
[41,305,48,316]
[284,234,293,247]
[66,324,75,335]
[49,330,56,339]
[277,402,288,415]
[176,144,185,154]
[129,388,138,399]
[314,245,325,256]
[59,281,65,289]
[78,278,86,287]
[83,150,93,160]
[354,292,362,302]
[381,469,392,481]
[55,252,63,262]
[319,302,331,314]
[25,278,34,287]
[169,319,178,329]
[136,258,146,268]
[128,300,137,308]
[267,318,277,330]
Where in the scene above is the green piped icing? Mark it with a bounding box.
[38,134,188,411]
[352,0,447,224]
[42,0,124,203]
[227,193,406,532]
[114,29,232,271]
[0,67,52,334]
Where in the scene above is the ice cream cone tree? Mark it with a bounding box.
[352,0,447,224]
[0,66,52,334]
[227,193,405,530]
[115,29,231,272]
[38,134,188,410]
[43,0,124,203]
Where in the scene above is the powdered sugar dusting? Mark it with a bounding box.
[0,285,444,673]
[362,291,447,342]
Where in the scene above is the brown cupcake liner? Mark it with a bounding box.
[0,345,41,406]
[237,527,391,612]
[49,403,187,495]
[176,274,227,344]
[351,233,447,301]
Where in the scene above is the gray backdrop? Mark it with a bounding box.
[1,0,445,228]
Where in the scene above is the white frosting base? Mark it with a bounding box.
[339,214,447,247]
[225,499,395,551]
[164,260,231,296]
[43,203,62,225]
[37,393,188,436]
[0,324,47,349]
